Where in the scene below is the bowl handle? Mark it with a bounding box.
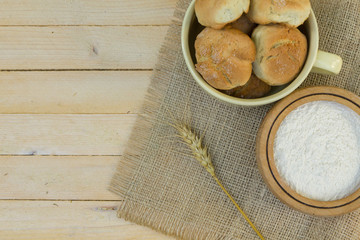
[310,50,343,75]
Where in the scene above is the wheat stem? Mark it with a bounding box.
[214,176,264,240]
[173,122,264,240]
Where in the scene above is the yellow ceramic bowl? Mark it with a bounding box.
[181,0,342,106]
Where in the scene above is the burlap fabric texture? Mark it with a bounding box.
[110,0,360,239]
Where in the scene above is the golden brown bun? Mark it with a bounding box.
[251,25,307,86]
[247,0,311,27]
[195,0,250,29]
[223,74,271,98]
[230,14,256,35]
[195,27,256,90]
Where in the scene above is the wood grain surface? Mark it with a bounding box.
[1,201,172,240]
[0,0,176,239]
[0,71,151,114]
[0,26,167,69]
[0,114,134,155]
[0,0,176,26]
[0,156,121,200]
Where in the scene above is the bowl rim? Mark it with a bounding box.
[181,0,319,106]
[256,86,360,216]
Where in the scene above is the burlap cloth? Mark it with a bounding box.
[110,0,360,239]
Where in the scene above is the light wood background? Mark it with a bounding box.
[0,0,176,239]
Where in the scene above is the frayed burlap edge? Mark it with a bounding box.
[108,1,224,239]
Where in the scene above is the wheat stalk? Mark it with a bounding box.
[173,122,265,240]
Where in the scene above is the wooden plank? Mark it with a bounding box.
[0,26,167,70]
[0,0,176,26]
[0,114,135,155]
[0,156,122,200]
[0,71,151,114]
[0,200,174,240]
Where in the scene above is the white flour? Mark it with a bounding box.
[274,100,360,201]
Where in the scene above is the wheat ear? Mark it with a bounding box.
[173,122,265,240]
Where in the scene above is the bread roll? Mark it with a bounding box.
[230,14,256,35]
[195,27,256,90]
[251,25,307,86]
[247,0,311,27]
[223,74,271,98]
[195,0,250,29]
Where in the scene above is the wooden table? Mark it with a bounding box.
[0,1,176,239]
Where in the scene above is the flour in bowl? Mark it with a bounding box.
[274,100,360,201]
